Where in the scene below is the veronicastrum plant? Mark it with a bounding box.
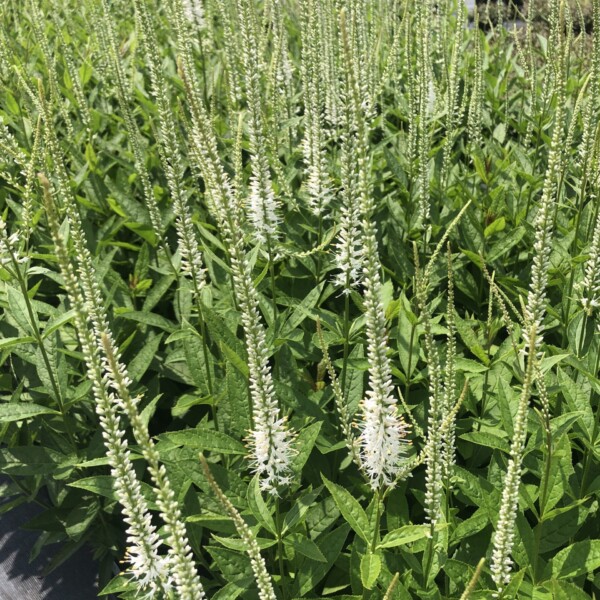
[2,0,600,598]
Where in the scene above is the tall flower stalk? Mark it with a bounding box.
[441,1,466,188]
[269,2,295,153]
[318,0,340,127]
[38,83,205,599]
[441,247,457,481]
[200,455,277,600]
[339,10,409,489]
[581,205,600,315]
[182,0,205,30]
[171,0,295,494]
[39,177,173,598]
[131,0,207,301]
[333,8,364,294]
[490,17,567,589]
[415,0,433,225]
[95,0,164,243]
[236,0,280,246]
[27,0,74,139]
[416,271,445,526]
[214,0,243,107]
[467,7,484,150]
[300,0,331,218]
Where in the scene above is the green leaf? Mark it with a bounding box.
[4,91,20,115]
[247,476,277,535]
[280,282,324,337]
[473,154,488,184]
[69,476,116,500]
[65,501,99,539]
[451,509,488,544]
[143,273,176,312]
[127,332,163,382]
[206,546,253,584]
[290,421,322,474]
[568,312,595,358]
[157,428,247,455]
[0,336,36,350]
[454,358,488,373]
[459,431,510,453]
[454,312,489,365]
[346,345,365,417]
[551,539,600,579]
[221,362,251,435]
[42,309,76,339]
[98,575,137,596]
[6,285,36,334]
[502,569,525,598]
[0,447,67,475]
[201,305,248,379]
[550,412,584,439]
[321,474,369,542]
[493,123,506,144]
[547,579,593,599]
[107,196,126,218]
[212,534,277,552]
[282,488,321,534]
[378,524,430,549]
[360,551,381,590]
[69,476,157,509]
[85,142,97,169]
[487,226,525,262]
[220,340,249,378]
[285,533,327,562]
[0,402,59,422]
[557,368,593,440]
[211,581,248,600]
[183,333,211,393]
[295,524,350,596]
[76,455,144,469]
[397,304,420,379]
[171,392,213,418]
[540,434,573,515]
[537,502,589,553]
[484,216,506,238]
[115,309,176,332]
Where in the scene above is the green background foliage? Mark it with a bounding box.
[1,0,600,598]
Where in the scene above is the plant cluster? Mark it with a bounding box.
[2,0,600,598]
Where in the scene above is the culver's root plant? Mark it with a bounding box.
[2,0,600,598]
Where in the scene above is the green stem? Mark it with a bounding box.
[403,320,416,406]
[159,242,184,326]
[371,489,382,553]
[563,165,590,332]
[479,302,494,426]
[267,235,278,324]
[423,518,437,590]
[533,410,553,581]
[9,254,76,449]
[276,498,287,600]
[361,491,383,600]
[340,289,351,399]
[316,214,323,285]
[197,304,217,431]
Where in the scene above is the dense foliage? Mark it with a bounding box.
[2,0,600,598]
